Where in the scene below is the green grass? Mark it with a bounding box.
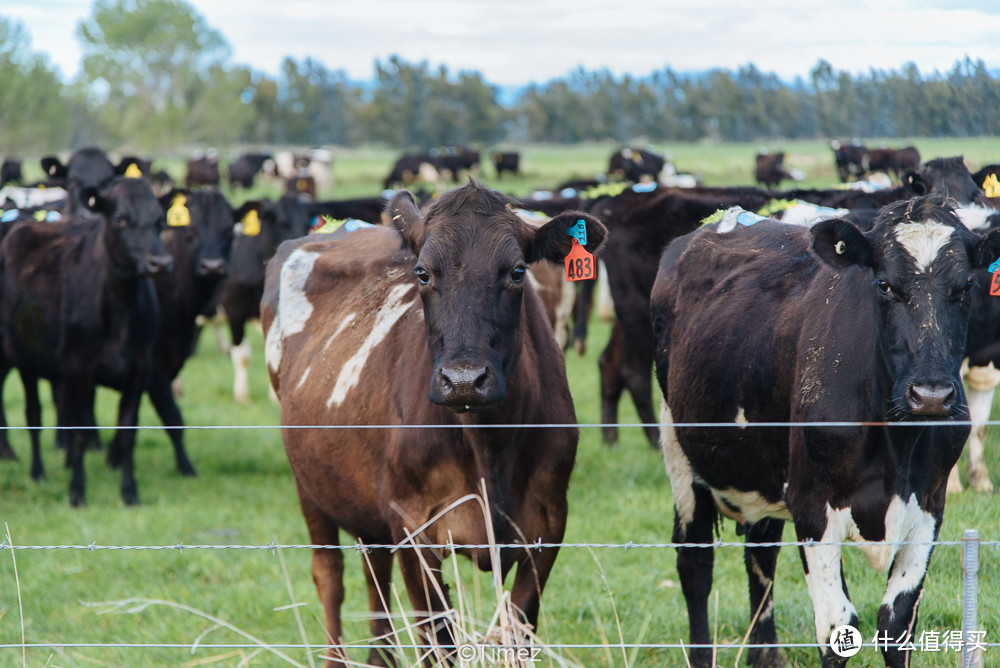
[3,139,1000,666]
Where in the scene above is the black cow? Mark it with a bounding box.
[592,157,990,448]
[106,188,236,478]
[0,177,173,505]
[185,151,221,188]
[754,151,802,188]
[40,147,142,213]
[608,148,666,182]
[436,145,479,183]
[1,159,22,187]
[830,140,869,182]
[492,151,520,178]
[213,194,312,402]
[652,198,1000,667]
[384,152,442,190]
[228,152,270,189]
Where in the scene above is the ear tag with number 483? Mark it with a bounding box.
[565,237,596,281]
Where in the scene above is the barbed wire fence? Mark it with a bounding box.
[2,419,998,666]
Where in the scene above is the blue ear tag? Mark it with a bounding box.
[45,210,61,222]
[566,219,588,246]
[989,259,1000,274]
[632,182,657,193]
[736,211,768,227]
[344,219,374,232]
[2,209,20,223]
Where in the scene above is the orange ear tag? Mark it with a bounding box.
[991,271,1000,297]
[565,238,596,281]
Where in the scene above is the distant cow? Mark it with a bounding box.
[492,151,520,178]
[608,148,666,182]
[867,146,921,181]
[384,152,442,190]
[831,140,869,182]
[262,182,605,666]
[1,159,22,187]
[107,188,235,478]
[653,198,999,667]
[435,145,479,182]
[754,151,804,188]
[0,177,173,505]
[185,151,221,188]
[228,152,270,189]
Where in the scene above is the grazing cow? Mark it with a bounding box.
[215,194,312,403]
[0,177,173,505]
[652,198,999,667]
[384,152,443,190]
[754,151,804,189]
[185,151,221,188]
[831,140,869,182]
[107,188,236,477]
[608,148,666,182]
[593,157,990,448]
[228,152,271,189]
[492,151,520,178]
[261,183,605,666]
[1,159,22,187]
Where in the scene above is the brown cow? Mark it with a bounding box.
[261,182,606,666]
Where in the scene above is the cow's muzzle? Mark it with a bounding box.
[905,381,958,416]
[431,361,504,411]
[146,253,174,276]
[198,257,227,277]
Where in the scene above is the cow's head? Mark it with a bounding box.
[82,177,173,278]
[160,188,234,279]
[903,156,991,231]
[812,195,1000,418]
[389,182,606,412]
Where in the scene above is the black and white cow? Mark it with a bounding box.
[652,197,1000,667]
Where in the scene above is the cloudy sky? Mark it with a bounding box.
[7,0,1000,87]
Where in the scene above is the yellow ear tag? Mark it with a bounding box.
[984,173,1000,198]
[166,194,191,227]
[124,163,143,179]
[241,209,261,236]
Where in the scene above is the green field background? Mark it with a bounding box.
[2,139,1000,666]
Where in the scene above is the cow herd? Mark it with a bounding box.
[5,142,1000,667]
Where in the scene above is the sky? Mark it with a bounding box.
[7,0,1000,88]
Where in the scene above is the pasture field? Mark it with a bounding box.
[2,139,1000,667]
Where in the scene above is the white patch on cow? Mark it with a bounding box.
[709,488,791,524]
[265,249,320,376]
[778,202,848,226]
[294,365,312,392]
[554,276,575,349]
[802,506,857,646]
[231,340,251,404]
[893,220,954,271]
[597,261,615,322]
[660,401,697,534]
[326,283,415,408]
[880,497,936,621]
[954,203,994,232]
[735,406,748,428]
[748,558,775,621]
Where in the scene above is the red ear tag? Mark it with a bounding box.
[991,270,1000,297]
[564,238,596,281]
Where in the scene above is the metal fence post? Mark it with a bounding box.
[962,528,982,668]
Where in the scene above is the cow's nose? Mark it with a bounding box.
[146,254,174,276]
[198,257,227,276]
[432,361,504,410]
[906,382,957,416]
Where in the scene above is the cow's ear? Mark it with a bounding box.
[811,218,873,269]
[40,156,66,180]
[903,169,928,196]
[528,211,607,264]
[974,226,1000,269]
[388,190,425,251]
[81,186,105,214]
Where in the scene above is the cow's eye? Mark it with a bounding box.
[414,267,431,285]
[510,266,526,283]
[876,278,892,296]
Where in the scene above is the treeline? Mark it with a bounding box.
[3,1,1000,156]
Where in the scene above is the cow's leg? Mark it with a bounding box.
[229,319,251,404]
[145,369,197,476]
[877,510,939,668]
[797,513,857,668]
[571,279,596,356]
[113,381,146,506]
[362,546,396,667]
[395,546,455,665]
[662,404,717,668]
[964,364,998,492]
[744,519,784,667]
[62,381,96,506]
[599,322,626,445]
[23,375,45,480]
[296,484,349,668]
[0,365,15,461]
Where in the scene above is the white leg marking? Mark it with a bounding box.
[231,340,251,404]
[893,220,954,271]
[554,278,575,349]
[965,363,999,492]
[597,261,614,322]
[326,284,415,408]
[265,249,320,375]
[660,401,697,534]
[880,497,936,622]
[803,506,856,646]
